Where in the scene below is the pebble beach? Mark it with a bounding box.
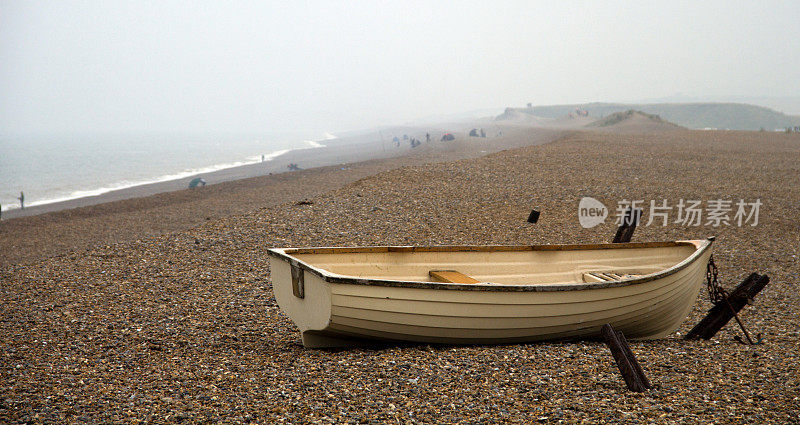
[1,128,799,423]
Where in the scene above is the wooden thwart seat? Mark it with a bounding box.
[583,272,640,283]
[429,270,480,284]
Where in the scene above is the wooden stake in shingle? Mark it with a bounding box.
[527,209,540,224]
[601,324,651,392]
[612,208,642,243]
[685,273,770,341]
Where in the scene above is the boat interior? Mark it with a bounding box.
[284,242,702,286]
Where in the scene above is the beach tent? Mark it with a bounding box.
[441,133,455,141]
[189,177,207,188]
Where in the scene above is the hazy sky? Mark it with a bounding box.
[2,1,799,136]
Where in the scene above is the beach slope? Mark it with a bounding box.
[1,128,798,423]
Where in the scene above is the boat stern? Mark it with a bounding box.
[269,250,333,337]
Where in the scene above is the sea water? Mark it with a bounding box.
[0,131,335,212]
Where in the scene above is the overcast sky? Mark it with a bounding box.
[2,0,799,136]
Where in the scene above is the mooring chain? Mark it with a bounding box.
[705,255,725,305]
[705,255,761,345]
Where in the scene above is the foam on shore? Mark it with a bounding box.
[2,135,335,212]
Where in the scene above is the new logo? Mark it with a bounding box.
[578,197,608,228]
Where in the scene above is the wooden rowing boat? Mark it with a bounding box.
[268,238,714,348]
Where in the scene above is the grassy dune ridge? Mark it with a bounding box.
[498,102,800,130]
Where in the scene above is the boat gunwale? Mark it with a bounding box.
[267,238,714,292]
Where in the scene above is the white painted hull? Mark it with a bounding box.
[269,240,713,348]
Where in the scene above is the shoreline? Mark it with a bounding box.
[1,135,339,216]
[1,124,564,220]
[0,128,425,219]
[0,125,567,266]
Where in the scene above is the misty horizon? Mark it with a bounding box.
[2,1,799,137]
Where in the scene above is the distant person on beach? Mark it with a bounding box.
[18,191,24,209]
[262,154,265,162]
[426,133,430,142]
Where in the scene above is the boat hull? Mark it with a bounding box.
[269,240,713,348]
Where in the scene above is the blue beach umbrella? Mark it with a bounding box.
[189,177,207,188]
